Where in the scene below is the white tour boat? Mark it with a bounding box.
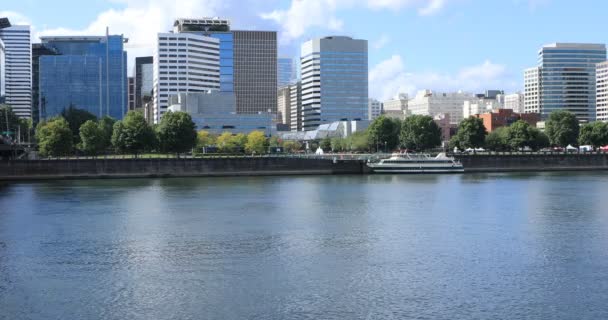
[367,152,464,174]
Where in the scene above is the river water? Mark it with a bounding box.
[1,173,608,319]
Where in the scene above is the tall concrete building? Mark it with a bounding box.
[134,56,153,109]
[504,93,525,113]
[597,61,608,122]
[277,86,291,126]
[290,81,302,131]
[524,43,606,122]
[524,67,541,114]
[0,38,4,103]
[153,32,220,123]
[368,99,382,120]
[409,90,473,125]
[278,57,295,87]
[170,18,277,115]
[38,34,128,120]
[383,93,408,120]
[0,18,32,118]
[300,36,368,130]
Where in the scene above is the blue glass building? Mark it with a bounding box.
[278,57,295,87]
[38,34,128,120]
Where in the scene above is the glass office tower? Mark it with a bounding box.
[278,57,295,87]
[38,34,128,120]
[525,43,606,122]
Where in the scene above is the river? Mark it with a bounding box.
[1,173,608,319]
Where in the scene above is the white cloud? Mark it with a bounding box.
[0,11,32,25]
[373,34,391,50]
[369,55,518,100]
[261,0,451,42]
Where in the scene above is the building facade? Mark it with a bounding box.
[473,109,540,132]
[31,43,58,125]
[134,56,153,109]
[504,93,525,113]
[277,86,291,126]
[38,34,128,120]
[524,67,541,114]
[153,32,220,123]
[278,57,295,87]
[289,82,302,131]
[167,92,273,135]
[0,38,4,102]
[368,99,383,120]
[0,18,32,118]
[409,90,473,125]
[597,61,608,122]
[383,93,408,120]
[524,43,606,122]
[300,36,368,131]
[128,77,135,111]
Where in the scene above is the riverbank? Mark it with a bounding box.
[0,154,607,181]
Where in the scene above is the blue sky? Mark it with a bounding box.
[2,0,607,100]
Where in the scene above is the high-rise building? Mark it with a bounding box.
[278,57,295,87]
[290,82,302,131]
[277,86,291,126]
[409,90,473,125]
[524,67,541,114]
[233,30,277,114]
[504,93,525,114]
[152,32,220,123]
[0,18,32,118]
[32,43,58,125]
[524,43,606,122]
[597,61,608,122]
[383,93,408,120]
[128,77,135,111]
[38,33,128,120]
[134,56,153,109]
[0,38,5,102]
[300,36,368,131]
[368,99,383,120]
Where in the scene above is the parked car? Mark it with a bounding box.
[552,147,565,152]
[518,146,533,152]
[600,145,608,152]
[464,148,485,153]
[579,145,594,152]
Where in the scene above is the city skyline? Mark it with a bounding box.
[3,1,608,100]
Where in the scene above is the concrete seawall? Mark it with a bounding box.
[455,153,608,172]
[0,157,367,181]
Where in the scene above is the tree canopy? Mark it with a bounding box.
[155,111,197,154]
[578,122,608,147]
[367,115,401,152]
[545,110,579,147]
[61,105,97,144]
[35,117,73,157]
[111,111,156,155]
[451,117,487,149]
[245,131,268,154]
[400,115,442,151]
[79,120,106,155]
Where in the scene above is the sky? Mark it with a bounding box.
[2,0,608,101]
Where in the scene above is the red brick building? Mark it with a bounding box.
[473,109,540,132]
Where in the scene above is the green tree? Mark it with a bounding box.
[320,137,332,151]
[268,135,281,148]
[400,115,442,151]
[156,111,197,154]
[331,137,346,152]
[485,127,509,151]
[98,116,116,151]
[349,131,371,152]
[197,130,216,148]
[111,111,156,156]
[79,120,105,155]
[545,110,579,147]
[0,105,21,141]
[452,117,487,149]
[61,105,97,144]
[578,122,608,147]
[505,121,535,150]
[283,140,302,153]
[216,132,235,153]
[232,133,247,152]
[245,131,268,154]
[35,117,73,157]
[367,115,401,152]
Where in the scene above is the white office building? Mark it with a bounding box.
[597,61,608,122]
[524,43,606,122]
[368,99,383,120]
[152,32,220,123]
[0,38,5,100]
[409,90,474,125]
[0,19,32,118]
[383,93,408,120]
[504,93,525,113]
[300,36,368,130]
[463,99,502,119]
[290,82,302,131]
